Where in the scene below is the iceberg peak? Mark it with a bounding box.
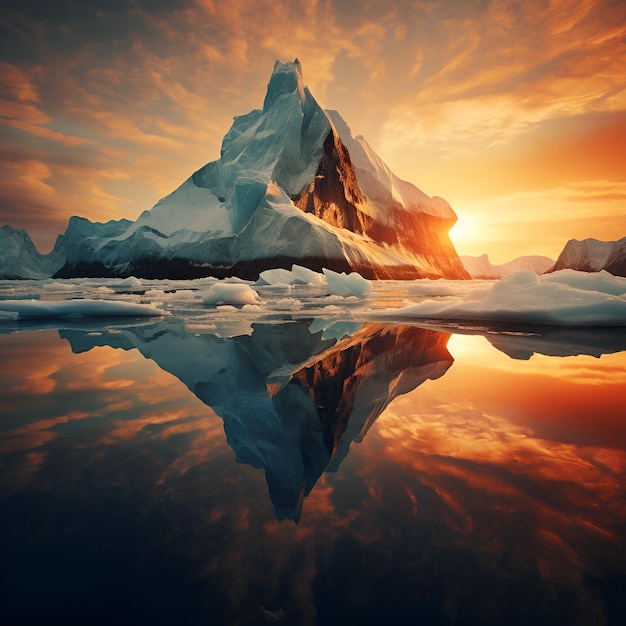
[264,58,307,112]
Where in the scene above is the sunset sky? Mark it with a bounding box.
[1,0,625,263]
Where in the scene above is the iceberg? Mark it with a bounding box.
[2,60,468,281]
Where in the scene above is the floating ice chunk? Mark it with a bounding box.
[143,289,166,299]
[115,276,143,289]
[406,278,482,297]
[257,265,327,286]
[320,294,360,305]
[291,264,326,285]
[323,268,371,297]
[383,270,626,326]
[318,304,343,314]
[0,299,164,320]
[257,268,296,286]
[202,282,262,306]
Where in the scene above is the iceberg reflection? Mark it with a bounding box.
[61,320,453,521]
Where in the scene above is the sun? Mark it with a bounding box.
[449,213,483,253]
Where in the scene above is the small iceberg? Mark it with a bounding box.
[202,282,262,306]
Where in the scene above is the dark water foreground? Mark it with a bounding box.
[1,319,625,626]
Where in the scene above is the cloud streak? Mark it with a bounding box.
[379,0,626,152]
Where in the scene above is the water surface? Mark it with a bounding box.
[1,313,625,625]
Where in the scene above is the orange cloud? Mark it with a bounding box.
[0,60,39,101]
[381,5,626,154]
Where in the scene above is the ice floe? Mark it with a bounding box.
[323,268,371,297]
[0,299,164,320]
[382,270,626,326]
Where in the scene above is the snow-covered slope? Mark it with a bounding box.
[461,253,554,279]
[548,237,626,277]
[0,225,64,279]
[47,59,467,281]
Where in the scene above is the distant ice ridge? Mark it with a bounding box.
[461,254,554,279]
[548,236,626,277]
[0,225,65,279]
[383,269,626,326]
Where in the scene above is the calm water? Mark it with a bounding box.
[1,316,625,625]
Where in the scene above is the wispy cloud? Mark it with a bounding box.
[0,60,39,102]
[378,0,626,153]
